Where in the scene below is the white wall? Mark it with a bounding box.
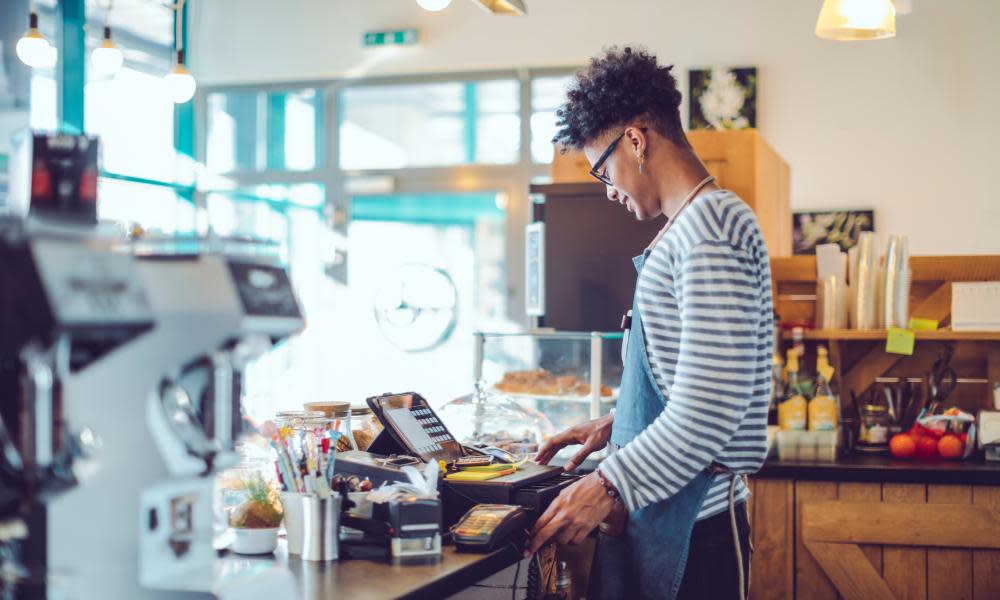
[192,0,1000,255]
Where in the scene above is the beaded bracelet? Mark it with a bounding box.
[596,468,621,502]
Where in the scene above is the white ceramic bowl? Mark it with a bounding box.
[231,527,279,555]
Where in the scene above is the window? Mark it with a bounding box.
[203,183,334,419]
[530,75,573,163]
[0,1,57,202]
[76,0,198,233]
[98,177,195,234]
[205,182,325,265]
[84,0,178,181]
[339,79,519,170]
[86,69,178,180]
[199,71,576,413]
[206,88,322,173]
[318,192,507,405]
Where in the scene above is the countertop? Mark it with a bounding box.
[547,451,1000,486]
[755,454,1000,485]
[222,539,521,600]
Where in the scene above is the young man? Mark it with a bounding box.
[525,47,774,599]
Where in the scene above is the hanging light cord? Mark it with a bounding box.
[174,0,186,55]
[104,0,113,29]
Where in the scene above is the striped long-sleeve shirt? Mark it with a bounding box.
[600,190,774,520]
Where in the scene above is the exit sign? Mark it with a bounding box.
[363,29,419,47]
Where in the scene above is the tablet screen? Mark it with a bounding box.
[369,393,464,463]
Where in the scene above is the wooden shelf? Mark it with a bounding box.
[781,329,1000,341]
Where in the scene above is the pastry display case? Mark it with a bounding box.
[471,331,624,441]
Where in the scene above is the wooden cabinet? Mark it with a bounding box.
[771,255,1000,417]
[748,471,1000,600]
[687,130,792,257]
[550,129,792,257]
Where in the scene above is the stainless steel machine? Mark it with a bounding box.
[46,247,304,599]
[137,251,304,596]
[0,216,154,598]
[4,131,305,598]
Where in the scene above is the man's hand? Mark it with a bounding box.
[534,414,613,472]
[524,471,614,556]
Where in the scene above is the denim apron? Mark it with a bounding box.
[588,252,716,600]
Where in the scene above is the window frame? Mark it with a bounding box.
[15,0,197,231]
[195,66,579,323]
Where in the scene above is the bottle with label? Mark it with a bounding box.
[778,349,807,431]
[809,346,839,431]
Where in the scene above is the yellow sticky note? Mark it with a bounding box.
[909,318,939,331]
[886,328,915,355]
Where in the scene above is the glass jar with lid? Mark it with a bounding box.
[857,403,890,453]
[349,405,380,451]
[275,410,325,431]
[302,402,357,451]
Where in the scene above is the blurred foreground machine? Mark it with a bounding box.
[0,216,154,598]
[48,243,304,599]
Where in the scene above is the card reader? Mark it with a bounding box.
[452,504,529,553]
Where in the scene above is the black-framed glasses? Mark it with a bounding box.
[588,131,626,186]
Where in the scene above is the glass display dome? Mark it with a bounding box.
[439,381,556,459]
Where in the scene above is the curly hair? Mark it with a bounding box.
[552,46,687,150]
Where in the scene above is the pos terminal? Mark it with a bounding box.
[337,392,579,530]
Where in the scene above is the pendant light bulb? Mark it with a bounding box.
[816,0,896,41]
[416,0,452,11]
[165,50,196,104]
[92,27,123,76]
[17,12,56,68]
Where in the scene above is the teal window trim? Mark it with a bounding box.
[463,83,477,164]
[351,193,504,226]
[58,0,86,133]
[99,170,197,200]
[314,90,326,168]
[266,93,287,170]
[49,0,195,185]
[208,190,326,215]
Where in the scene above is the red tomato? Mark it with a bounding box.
[938,434,964,460]
[889,434,917,459]
[916,436,939,459]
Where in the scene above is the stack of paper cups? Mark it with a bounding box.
[882,235,911,329]
[851,232,877,330]
[817,276,849,329]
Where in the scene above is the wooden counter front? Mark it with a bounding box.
[748,458,1000,600]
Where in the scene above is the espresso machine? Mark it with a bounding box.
[43,246,304,599]
[0,216,155,598]
[136,252,304,595]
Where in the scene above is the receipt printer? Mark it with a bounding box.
[386,498,442,559]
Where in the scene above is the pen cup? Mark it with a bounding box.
[280,492,307,555]
[301,495,341,562]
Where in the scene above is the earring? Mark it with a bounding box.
[637,153,644,174]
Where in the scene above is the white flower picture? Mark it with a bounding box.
[689,67,757,131]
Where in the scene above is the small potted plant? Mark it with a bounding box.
[229,473,284,555]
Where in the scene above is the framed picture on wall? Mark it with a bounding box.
[792,209,875,255]
[689,67,758,130]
